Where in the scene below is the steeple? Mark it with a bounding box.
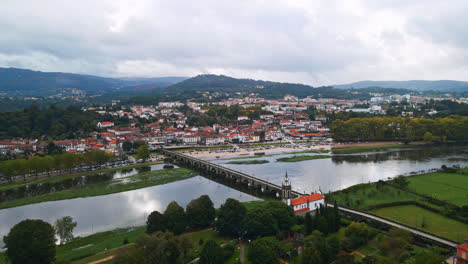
[282,170,292,201]
[283,170,290,186]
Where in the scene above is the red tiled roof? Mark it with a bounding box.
[459,244,468,250]
[291,193,325,206]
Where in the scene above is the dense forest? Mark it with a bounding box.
[0,104,113,139]
[331,115,468,142]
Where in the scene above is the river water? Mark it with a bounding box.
[0,145,466,247]
[210,145,468,194]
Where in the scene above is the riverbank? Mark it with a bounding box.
[331,142,418,154]
[328,169,468,242]
[185,144,331,160]
[0,168,197,210]
[0,161,163,192]
[226,160,269,165]
[51,200,267,264]
[276,155,330,162]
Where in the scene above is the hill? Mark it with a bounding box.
[334,80,468,93]
[158,74,367,100]
[0,67,187,96]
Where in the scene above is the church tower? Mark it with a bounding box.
[282,171,292,201]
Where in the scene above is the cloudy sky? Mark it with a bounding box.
[1,0,467,85]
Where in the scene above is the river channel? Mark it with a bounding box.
[0,145,466,247]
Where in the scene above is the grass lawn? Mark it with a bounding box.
[55,226,146,263]
[331,144,413,154]
[371,205,468,243]
[226,159,269,165]
[61,228,224,264]
[243,200,268,210]
[276,155,330,163]
[0,161,163,192]
[329,183,425,210]
[407,172,468,206]
[0,168,197,209]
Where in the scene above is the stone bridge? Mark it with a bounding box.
[161,149,301,199]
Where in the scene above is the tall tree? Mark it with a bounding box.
[215,198,247,237]
[3,219,56,264]
[186,195,216,229]
[136,144,150,161]
[163,201,187,235]
[54,216,77,245]
[146,211,165,234]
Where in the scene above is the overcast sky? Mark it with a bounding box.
[1,0,467,85]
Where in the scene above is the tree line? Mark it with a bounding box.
[0,104,124,140]
[331,115,468,142]
[0,150,113,180]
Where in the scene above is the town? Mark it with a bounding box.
[1,92,466,158]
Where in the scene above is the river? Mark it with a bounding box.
[0,145,466,247]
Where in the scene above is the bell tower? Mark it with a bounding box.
[282,171,291,201]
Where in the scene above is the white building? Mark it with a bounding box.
[288,193,325,213]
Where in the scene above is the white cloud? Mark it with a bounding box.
[0,0,467,85]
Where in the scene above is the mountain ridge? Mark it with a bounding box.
[0,67,188,96]
[334,80,468,92]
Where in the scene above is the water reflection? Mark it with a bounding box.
[0,164,178,203]
[0,176,259,248]
[213,145,468,194]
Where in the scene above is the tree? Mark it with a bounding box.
[414,251,445,264]
[304,213,313,235]
[267,201,295,231]
[136,144,150,161]
[199,240,224,264]
[3,219,56,264]
[423,131,433,143]
[146,211,165,234]
[163,201,187,235]
[54,216,77,245]
[118,231,192,264]
[248,237,283,264]
[186,195,216,229]
[299,247,321,264]
[215,198,247,237]
[243,206,278,239]
[122,141,133,152]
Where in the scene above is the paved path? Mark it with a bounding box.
[239,242,245,264]
[329,203,458,249]
[88,256,114,264]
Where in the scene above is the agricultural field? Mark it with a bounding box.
[371,205,468,243]
[407,172,468,206]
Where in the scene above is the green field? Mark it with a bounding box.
[407,172,468,206]
[276,155,330,162]
[371,205,468,243]
[329,183,425,210]
[56,226,146,263]
[331,144,414,154]
[0,168,197,209]
[226,159,269,165]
